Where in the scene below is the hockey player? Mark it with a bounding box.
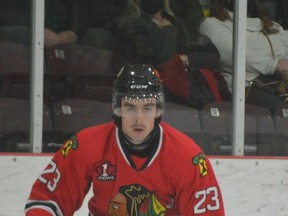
[25,64,225,215]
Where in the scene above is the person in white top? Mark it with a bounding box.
[199,0,288,108]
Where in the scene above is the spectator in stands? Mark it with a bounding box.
[116,0,224,109]
[168,0,220,69]
[199,0,288,108]
[167,0,204,52]
[116,0,178,64]
[0,0,77,47]
[0,0,31,45]
[261,0,276,21]
[117,0,218,68]
[70,0,138,50]
[44,0,77,46]
[252,0,288,30]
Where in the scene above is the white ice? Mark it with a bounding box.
[0,154,288,216]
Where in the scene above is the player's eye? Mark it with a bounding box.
[144,106,152,112]
[127,106,135,112]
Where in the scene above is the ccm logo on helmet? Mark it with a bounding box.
[130,85,148,89]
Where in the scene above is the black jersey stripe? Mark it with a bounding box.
[25,200,63,216]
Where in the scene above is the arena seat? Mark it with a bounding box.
[45,43,129,76]
[45,44,130,102]
[0,41,32,101]
[71,74,114,102]
[201,102,231,155]
[272,103,288,137]
[0,97,61,152]
[201,101,287,155]
[52,98,112,136]
[0,73,30,100]
[0,130,65,152]
[45,43,83,76]
[0,98,52,133]
[244,103,287,156]
[0,41,58,103]
[0,73,57,103]
[162,102,202,132]
[0,41,30,75]
[162,102,211,153]
[71,45,130,102]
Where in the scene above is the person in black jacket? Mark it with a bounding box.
[116,0,178,65]
[116,0,219,68]
[70,0,138,49]
[0,0,77,46]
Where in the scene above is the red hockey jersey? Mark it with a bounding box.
[25,121,225,216]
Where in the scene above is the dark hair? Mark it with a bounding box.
[209,0,230,21]
[209,0,279,34]
[247,0,278,34]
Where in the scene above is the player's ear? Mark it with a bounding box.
[155,108,162,117]
[113,107,122,117]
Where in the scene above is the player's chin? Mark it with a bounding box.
[130,134,147,144]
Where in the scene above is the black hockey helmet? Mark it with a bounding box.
[112,64,165,117]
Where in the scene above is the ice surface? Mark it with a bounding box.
[0,155,287,216]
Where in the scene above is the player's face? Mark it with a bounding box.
[120,98,159,145]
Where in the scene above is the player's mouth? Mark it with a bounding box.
[133,127,144,132]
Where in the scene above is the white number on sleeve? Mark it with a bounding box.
[194,186,220,214]
[38,160,61,192]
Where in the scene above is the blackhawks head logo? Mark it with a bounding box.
[192,153,208,177]
[107,184,173,216]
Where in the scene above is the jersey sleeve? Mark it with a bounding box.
[25,134,93,216]
[173,152,225,216]
[25,208,56,216]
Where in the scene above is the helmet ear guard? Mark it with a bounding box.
[112,64,165,117]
